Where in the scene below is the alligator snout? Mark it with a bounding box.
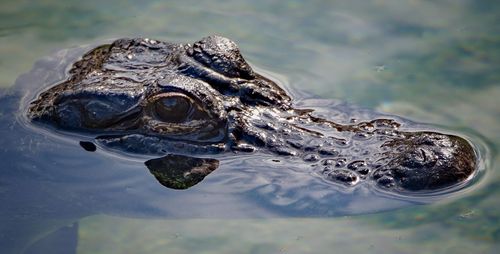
[372,132,477,191]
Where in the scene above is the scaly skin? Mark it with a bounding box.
[27,36,478,192]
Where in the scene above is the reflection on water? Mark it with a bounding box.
[1,0,499,253]
[145,154,219,190]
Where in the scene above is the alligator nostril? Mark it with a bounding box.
[420,149,427,162]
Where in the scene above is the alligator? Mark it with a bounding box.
[26,35,478,192]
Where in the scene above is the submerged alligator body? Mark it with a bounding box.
[27,36,477,193]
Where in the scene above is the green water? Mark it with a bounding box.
[1,0,499,253]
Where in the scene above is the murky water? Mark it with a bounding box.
[1,0,499,253]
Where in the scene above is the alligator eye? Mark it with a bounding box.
[154,95,193,123]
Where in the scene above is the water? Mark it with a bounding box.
[1,0,499,253]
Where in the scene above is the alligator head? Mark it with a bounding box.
[27,35,478,192]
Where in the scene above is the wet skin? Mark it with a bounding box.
[27,36,477,192]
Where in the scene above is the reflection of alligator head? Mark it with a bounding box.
[27,35,477,192]
[145,154,219,190]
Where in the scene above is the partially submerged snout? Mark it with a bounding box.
[373,132,477,192]
[233,106,478,192]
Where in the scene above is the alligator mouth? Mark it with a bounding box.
[94,133,228,155]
